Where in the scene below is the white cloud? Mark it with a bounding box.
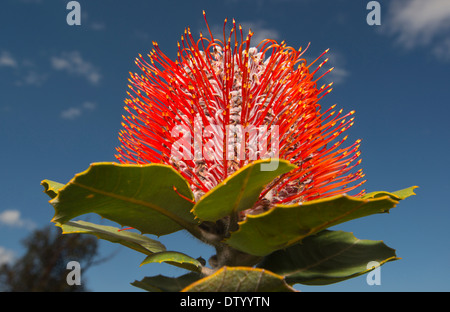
[82,101,97,110]
[327,67,349,85]
[61,101,97,120]
[325,51,350,85]
[0,210,23,226]
[0,51,18,68]
[51,51,101,85]
[432,38,450,62]
[305,49,349,85]
[82,11,107,31]
[0,209,36,230]
[1,51,48,86]
[16,70,48,87]
[0,247,15,266]
[384,0,450,61]
[133,30,150,42]
[90,22,106,31]
[60,107,82,120]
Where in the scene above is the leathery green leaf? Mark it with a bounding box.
[58,220,166,256]
[226,188,416,256]
[192,159,296,222]
[131,273,202,292]
[257,230,399,285]
[140,251,203,273]
[45,162,199,237]
[41,180,65,199]
[363,186,418,200]
[181,266,296,292]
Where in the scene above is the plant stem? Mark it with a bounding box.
[195,215,261,276]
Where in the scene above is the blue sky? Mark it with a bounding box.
[0,0,449,292]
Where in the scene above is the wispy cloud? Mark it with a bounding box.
[327,67,349,85]
[0,209,36,230]
[51,51,101,85]
[90,22,106,31]
[325,51,350,85]
[133,30,151,42]
[432,38,450,62]
[61,101,97,120]
[60,107,82,120]
[1,51,49,86]
[0,51,18,68]
[384,0,450,61]
[305,49,349,85]
[82,11,107,31]
[16,70,48,87]
[2,50,101,86]
[0,246,15,266]
[82,101,97,110]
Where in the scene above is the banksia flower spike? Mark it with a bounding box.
[116,11,366,213]
[42,11,417,292]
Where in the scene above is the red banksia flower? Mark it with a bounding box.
[116,12,366,210]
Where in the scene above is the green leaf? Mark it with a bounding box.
[363,186,418,200]
[45,162,200,237]
[131,273,202,292]
[192,159,296,222]
[41,179,65,199]
[257,230,399,285]
[226,191,411,256]
[140,251,203,273]
[181,266,296,292]
[58,220,166,256]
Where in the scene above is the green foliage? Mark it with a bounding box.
[42,161,417,292]
[131,273,202,292]
[225,191,413,256]
[181,266,296,292]
[257,230,399,285]
[43,162,199,237]
[140,251,203,273]
[58,220,166,256]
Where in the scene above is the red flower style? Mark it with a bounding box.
[116,12,366,210]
